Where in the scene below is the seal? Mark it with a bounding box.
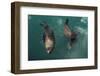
[40,22,55,54]
[64,19,77,49]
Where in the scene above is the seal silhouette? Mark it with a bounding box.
[40,22,55,54]
[64,19,77,49]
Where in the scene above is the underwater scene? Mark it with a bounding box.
[28,15,88,61]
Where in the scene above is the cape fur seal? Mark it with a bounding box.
[40,22,55,54]
[64,19,77,49]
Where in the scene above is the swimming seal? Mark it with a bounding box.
[40,22,55,54]
[64,19,77,49]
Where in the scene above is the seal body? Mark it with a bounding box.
[64,19,77,49]
[41,22,55,54]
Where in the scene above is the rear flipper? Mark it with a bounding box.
[40,21,48,29]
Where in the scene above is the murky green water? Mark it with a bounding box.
[28,15,88,61]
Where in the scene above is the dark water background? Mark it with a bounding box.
[28,15,88,61]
